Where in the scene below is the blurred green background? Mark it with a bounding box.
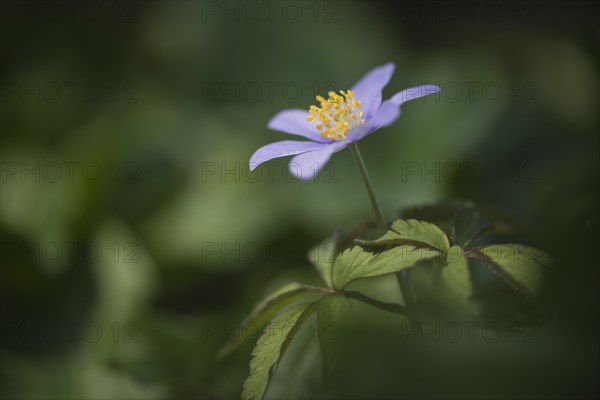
[1,1,598,398]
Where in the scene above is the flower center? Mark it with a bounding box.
[306,89,365,141]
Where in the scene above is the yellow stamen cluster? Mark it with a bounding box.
[306,89,365,140]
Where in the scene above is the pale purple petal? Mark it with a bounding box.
[267,109,332,143]
[249,140,328,171]
[346,100,401,143]
[366,100,401,130]
[391,85,440,106]
[351,63,395,119]
[288,142,346,180]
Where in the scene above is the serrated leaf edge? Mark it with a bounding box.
[241,301,320,400]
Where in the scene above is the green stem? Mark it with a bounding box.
[396,271,414,308]
[343,291,407,316]
[349,143,414,308]
[349,143,385,228]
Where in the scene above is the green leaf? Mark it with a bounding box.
[218,283,324,358]
[356,219,450,253]
[308,239,336,288]
[317,293,352,376]
[332,245,440,290]
[331,246,373,290]
[440,245,472,307]
[242,301,319,400]
[470,244,550,297]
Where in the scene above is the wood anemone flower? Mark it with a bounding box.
[250,63,440,180]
